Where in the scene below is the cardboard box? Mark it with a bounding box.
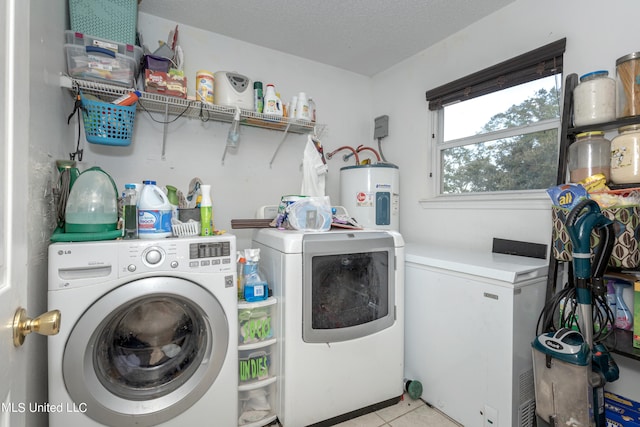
[634,281,640,349]
[606,392,640,426]
[144,70,187,99]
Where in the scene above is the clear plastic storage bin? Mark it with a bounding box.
[65,31,142,87]
[239,344,274,384]
[238,298,276,345]
[238,378,277,426]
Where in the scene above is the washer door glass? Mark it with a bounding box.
[63,276,230,427]
[95,295,206,400]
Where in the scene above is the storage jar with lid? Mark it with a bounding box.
[616,52,640,118]
[568,131,611,183]
[611,125,640,184]
[573,70,616,126]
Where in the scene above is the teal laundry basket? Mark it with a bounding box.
[81,95,136,146]
[69,0,137,45]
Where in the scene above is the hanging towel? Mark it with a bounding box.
[301,135,328,196]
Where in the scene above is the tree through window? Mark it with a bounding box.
[426,39,565,195]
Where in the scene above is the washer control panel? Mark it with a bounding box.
[48,235,236,290]
[119,236,235,276]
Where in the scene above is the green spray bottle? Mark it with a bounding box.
[200,184,213,236]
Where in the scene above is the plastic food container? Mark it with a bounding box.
[611,125,640,184]
[573,70,616,126]
[568,131,611,183]
[616,52,640,118]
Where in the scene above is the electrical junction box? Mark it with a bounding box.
[374,115,389,139]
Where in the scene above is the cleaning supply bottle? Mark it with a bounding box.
[243,248,268,302]
[263,84,283,117]
[123,184,138,239]
[253,81,264,113]
[237,252,246,300]
[613,281,633,330]
[166,185,179,221]
[138,180,173,239]
[200,184,213,236]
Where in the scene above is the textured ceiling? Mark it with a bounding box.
[138,0,516,76]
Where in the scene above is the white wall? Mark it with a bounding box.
[374,0,640,252]
[372,0,640,399]
[78,12,374,249]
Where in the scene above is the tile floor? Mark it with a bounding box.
[270,394,461,427]
[332,394,461,427]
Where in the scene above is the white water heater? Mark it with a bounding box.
[340,163,399,230]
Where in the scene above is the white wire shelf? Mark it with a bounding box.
[60,75,322,134]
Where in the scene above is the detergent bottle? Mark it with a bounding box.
[614,281,633,330]
[138,180,172,239]
[262,84,282,117]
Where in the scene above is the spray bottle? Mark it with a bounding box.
[243,248,268,302]
[200,184,213,236]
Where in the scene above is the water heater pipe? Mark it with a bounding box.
[326,146,360,165]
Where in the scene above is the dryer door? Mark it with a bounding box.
[63,276,230,426]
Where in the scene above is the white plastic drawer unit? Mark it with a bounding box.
[403,243,548,427]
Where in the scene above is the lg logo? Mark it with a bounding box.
[57,250,71,255]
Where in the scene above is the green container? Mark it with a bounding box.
[69,0,137,45]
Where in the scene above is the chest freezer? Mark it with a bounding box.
[404,243,548,427]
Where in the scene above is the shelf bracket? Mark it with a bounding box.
[161,102,169,160]
[269,123,292,168]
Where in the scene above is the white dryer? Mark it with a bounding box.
[48,236,238,427]
[252,229,404,427]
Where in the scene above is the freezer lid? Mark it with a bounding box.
[405,243,548,284]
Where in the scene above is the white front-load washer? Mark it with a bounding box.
[48,236,237,427]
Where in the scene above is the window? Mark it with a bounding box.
[426,39,566,195]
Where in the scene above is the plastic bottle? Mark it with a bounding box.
[200,184,213,236]
[138,180,173,239]
[123,184,138,239]
[254,81,264,113]
[288,95,298,119]
[263,84,283,117]
[237,253,246,300]
[614,282,633,330]
[112,90,141,106]
[243,248,268,302]
[295,92,310,121]
[166,185,179,221]
[308,98,316,122]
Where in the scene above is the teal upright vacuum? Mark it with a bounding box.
[533,199,619,427]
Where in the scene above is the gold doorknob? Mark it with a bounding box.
[13,307,61,347]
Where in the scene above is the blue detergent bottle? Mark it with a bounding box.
[243,249,268,302]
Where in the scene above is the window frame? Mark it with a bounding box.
[424,39,566,201]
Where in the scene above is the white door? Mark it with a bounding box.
[1,1,31,425]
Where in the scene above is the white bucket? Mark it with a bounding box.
[340,163,399,230]
[138,181,172,239]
